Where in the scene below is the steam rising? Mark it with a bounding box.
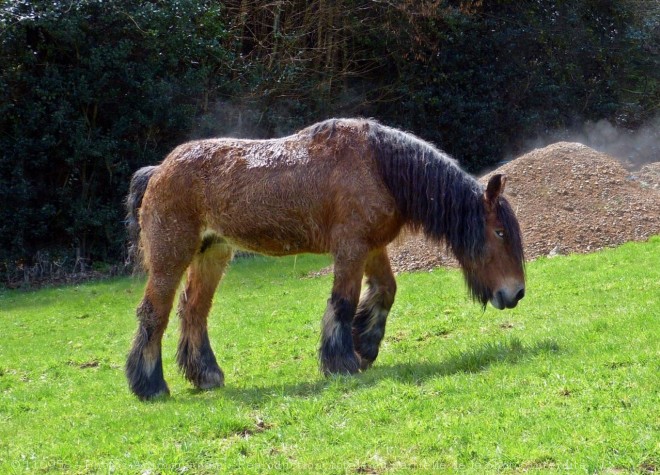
[526,117,659,167]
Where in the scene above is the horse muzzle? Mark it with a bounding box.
[491,286,525,310]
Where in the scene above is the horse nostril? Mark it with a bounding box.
[515,288,525,302]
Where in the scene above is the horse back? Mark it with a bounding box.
[142,123,402,256]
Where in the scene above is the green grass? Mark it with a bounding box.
[1,239,658,474]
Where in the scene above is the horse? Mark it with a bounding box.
[125,118,525,400]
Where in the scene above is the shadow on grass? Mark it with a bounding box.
[209,337,560,405]
[367,336,559,383]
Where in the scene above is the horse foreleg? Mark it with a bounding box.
[319,249,366,375]
[352,248,397,370]
[176,241,232,390]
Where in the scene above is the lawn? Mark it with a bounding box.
[0,237,658,474]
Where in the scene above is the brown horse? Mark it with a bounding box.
[125,118,525,399]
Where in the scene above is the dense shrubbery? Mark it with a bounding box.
[0,0,234,282]
[1,0,657,284]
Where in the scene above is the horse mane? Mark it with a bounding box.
[363,120,487,264]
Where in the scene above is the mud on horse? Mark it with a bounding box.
[125,118,525,399]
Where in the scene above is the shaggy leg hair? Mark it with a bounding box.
[126,299,170,399]
[319,292,361,375]
[353,287,393,369]
[319,250,367,375]
[352,249,396,369]
[177,328,224,390]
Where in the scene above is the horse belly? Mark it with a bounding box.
[209,207,329,256]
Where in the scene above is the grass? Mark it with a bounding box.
[0,238,658,474]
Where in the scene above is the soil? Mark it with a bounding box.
[386,142,660,273]
[633,161,660,191]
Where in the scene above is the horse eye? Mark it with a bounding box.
[495,229,505,239]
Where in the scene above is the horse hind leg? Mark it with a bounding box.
[352,248,397,370]
[126,267,189,400]
[126,220,200,400]
[177,236,233,390]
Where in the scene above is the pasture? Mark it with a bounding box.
[1,237,658,474]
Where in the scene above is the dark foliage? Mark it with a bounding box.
[366,1,658,171]
[0,0,234,283]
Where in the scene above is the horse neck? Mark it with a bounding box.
[370,126,485,262]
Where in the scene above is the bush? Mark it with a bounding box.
[0,0,234,284]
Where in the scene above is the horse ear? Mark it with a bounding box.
[485,174,506,207]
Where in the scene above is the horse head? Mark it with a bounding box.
[464,174,526,310]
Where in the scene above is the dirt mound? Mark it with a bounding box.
[632,162,660,190]
[387,142,660,273]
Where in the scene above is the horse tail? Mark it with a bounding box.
[125,165,158,270]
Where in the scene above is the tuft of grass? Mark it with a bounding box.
[0,239,658,474]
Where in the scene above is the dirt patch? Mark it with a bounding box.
[386,142,659,273]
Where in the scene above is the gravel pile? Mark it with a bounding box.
[632,162,660,191]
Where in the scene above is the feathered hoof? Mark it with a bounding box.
[358,357,375,371]
[355,343,379,371]
[194,368,225,390]
[320,351,362,376]
[126,345,170,400]
[127,370,170,401]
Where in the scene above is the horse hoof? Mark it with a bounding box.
[321,352,361,376]
[126,358,171,400]
[195,369,225,390]
[145,387,170,400]
[359,358,374,371]
[135,383,170,401]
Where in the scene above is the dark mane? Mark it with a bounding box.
[366,120,486,264]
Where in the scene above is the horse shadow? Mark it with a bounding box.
[207,337,560,405]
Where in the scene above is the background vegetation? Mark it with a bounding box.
[0,238,658,473]
[1,0,658,283]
